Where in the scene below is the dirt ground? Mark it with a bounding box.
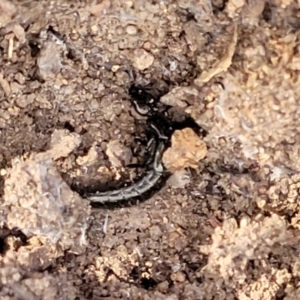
[1,0,300,299]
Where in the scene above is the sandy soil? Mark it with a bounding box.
[1,0,300,299]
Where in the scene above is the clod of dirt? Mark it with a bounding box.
[0,0,16,27]
[241,0,266,25]
[256,172,300,231]
[162,128,207,172]
[167,168,191,188]
[37,40,63,80]
[106,140,132,168]
[227,0,266,25]
[160,86,199,108]
[199,214,293,299]
[132,48,154,70]
[49,129,82,160]
[226,0,246,17]
[0,250,76,299]
[87,0,111,17]
[2,147,90,254]
[76,144,98,167]
[1,0,299,299]
[0,73,11,96]
[195,24,237,85]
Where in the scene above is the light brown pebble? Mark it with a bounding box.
[143,41,152,50]
[149,225,162,241]
[167,169,191,188]
[14,73,25,85]
[15,94,34,108]
[157,281,169,293]
[132,48,154,70]
[90,24,98,34]
[111,65,120,72]
[126,25,137,35]
[106,140,132,167]
[171,271,186,282]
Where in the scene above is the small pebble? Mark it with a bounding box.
[126,25,137,35]
[132,48,154,70]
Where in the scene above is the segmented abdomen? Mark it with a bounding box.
[85,168,162,203]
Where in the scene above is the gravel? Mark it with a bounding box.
[1,0,300,299]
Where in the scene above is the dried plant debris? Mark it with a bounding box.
[105,140,132,168]
[195,24,238,85]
